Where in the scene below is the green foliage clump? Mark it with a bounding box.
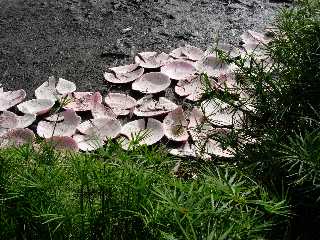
[0,141,287,239]
[201,0,320,239]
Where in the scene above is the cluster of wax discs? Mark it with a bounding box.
[0,30,271,159]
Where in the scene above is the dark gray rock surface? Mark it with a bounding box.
[0,0,289,96]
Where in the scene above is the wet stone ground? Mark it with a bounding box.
[0,0,289,97]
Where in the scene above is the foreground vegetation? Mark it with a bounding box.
[0,142,287,239]
[205,0,320,238]
[1,0,319,239]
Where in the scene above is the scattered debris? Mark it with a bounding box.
[37,109,81,138]
[17,99,55,115]
[64,92,102,112]
[132,72,171,93]
[0,89,26,111]
[105,93,137,116]
[163,107,189,142]
[161,60,196,80]
[0,35,269,158]
[121,118,164,146]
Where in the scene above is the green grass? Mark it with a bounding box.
[0,141,288,239]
